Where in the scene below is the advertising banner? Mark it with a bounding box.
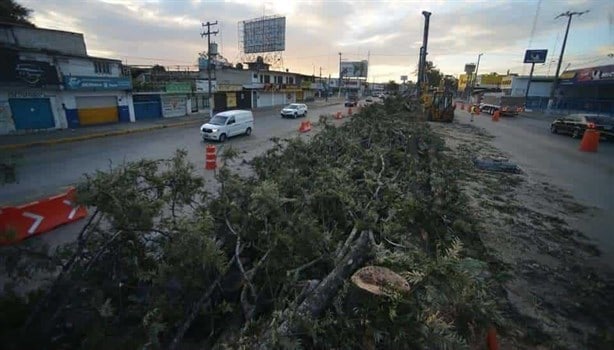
[243,16,286,53]
[559,65,614,85]
[1,49,60,87]
[63,75,131,90]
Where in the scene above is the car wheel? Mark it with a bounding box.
[219,133,227,142]
[550,125,557,134]
[572,128,582,139]
[245,127,252,136]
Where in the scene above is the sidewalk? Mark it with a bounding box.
[0,113,208,151]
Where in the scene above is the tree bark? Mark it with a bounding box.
[258,230,372,348]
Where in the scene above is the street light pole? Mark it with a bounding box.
[201,21,218,118]
[548,10,589,110]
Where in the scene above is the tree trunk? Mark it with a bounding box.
[258,230,372,348]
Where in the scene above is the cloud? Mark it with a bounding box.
[20,0,613,82]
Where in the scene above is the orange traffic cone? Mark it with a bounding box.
[299,120,312,133]
[334,111,343,119]
[579,129,600,152]
[205,145,217,170]
[492,110,500,122]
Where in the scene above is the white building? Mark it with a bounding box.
[0,22,133,135]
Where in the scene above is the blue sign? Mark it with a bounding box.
[63,75,132,90]
[523,49,548,64]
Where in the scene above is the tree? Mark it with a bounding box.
[386,80,399,93]
[0,0,35,26]
[425,61,443,88]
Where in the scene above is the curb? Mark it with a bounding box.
[0,119,203,151]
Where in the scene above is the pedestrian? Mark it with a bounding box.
[470,105,475,122]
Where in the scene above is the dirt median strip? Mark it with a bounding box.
[0,119,203,151]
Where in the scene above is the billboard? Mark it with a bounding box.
[242,16,286,54]
[340,61,368,78]
[524,49,548,64]
[559,64,614,85]
[464,63,476,74]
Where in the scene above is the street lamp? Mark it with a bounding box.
[470,53,483,100]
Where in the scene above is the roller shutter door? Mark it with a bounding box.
[76,96,118,125]
[133,95,162,120]
[9,98,55,130]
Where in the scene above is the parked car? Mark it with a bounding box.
[550,114,614,139]
[344,96,358,107]
[280,103,308,118]
[200,110,254,142]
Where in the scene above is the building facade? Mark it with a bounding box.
[0,22,132,135]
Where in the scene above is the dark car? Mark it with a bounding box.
[550,114,614,139]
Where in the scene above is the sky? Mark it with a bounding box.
[21,0,614,83]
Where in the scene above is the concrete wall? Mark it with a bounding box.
[57,57,123,77]
[0,25,87,56]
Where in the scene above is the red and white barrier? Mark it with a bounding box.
[0,187,87,245]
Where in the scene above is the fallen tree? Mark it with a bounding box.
[0,98,501,349]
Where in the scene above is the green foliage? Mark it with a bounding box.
[0,102,501,349]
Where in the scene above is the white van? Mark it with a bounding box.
[200,110,254,142]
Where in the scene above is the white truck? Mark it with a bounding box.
[479,94,525,116]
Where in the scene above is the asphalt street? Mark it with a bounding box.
[454,110,614,266]
[0,102,345,206]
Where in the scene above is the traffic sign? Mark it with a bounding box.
[524,49,548,64]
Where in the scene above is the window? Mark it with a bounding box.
[253,73,258,79]
[94,61,111,74]
[227,117,235,125]
[264,75,271,83]
[288,77,294,85]
[259,75,263,83]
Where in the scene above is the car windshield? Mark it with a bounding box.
[209,115,228,125]
[286,105,298,109]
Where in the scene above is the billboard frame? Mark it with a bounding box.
[238,15,286,54]
[340,60,368,78]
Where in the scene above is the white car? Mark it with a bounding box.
[200,110,254,142]
[280,103,308,118]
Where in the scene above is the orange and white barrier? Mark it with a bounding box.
[205,145,217,170]
[334,112,343,120]
[0,187,87,245]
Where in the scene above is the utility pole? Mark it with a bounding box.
[201,21,218,118]
[319,66,322,98]
[338,52,342,99]
[548,10,588,110]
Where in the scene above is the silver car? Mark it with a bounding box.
[280,103,308,118]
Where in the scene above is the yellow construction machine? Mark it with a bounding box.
[421,77,456,122]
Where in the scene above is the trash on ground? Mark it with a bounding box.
[472,156,522,174]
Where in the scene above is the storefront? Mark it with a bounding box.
[558,64,614,114]
[62,75,133,127]
[0,49,64,134]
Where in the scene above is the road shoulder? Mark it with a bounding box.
[430,121,614,349]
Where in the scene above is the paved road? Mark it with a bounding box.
[1,102,345,206]
[454,110,614,266]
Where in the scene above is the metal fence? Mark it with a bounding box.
[526,97,614,116]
